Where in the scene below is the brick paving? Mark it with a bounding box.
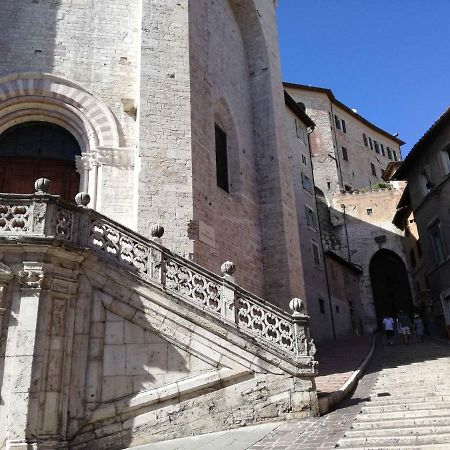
[249,336,382,450]
[315,335,373,394]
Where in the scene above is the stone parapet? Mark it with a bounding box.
[0,190,318,449]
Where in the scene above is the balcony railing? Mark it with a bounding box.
[0,181,316,366]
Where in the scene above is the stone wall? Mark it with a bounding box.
[330,188,410,331]
[0,0,139,227]
[0,245,317,449]
[284,87,403,199]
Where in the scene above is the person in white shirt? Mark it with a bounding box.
[383,315,395,345]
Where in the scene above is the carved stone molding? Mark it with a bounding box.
[0,262,13,309]
[18,263,45,290]
[76,148,134,172]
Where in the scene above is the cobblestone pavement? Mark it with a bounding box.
[248,337,383,450]
[251,338,450,450]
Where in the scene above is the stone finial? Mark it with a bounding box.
[150,224,165,239]
[221,261,236,278]
[75,192,91,207]
[289,297,305,317]
[34,178,51,194]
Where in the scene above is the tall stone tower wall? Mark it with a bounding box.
[0,0,140,226]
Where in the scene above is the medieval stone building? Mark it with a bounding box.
[0,1,321,449]
[284,83,419,333]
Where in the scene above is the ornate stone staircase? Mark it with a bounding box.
[336,341,450,449]
[0,182,318,449]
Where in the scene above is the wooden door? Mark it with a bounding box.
[0,158,80,202]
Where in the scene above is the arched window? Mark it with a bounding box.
[0,122,81,201]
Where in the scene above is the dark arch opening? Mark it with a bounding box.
[0,121,81,201]
[369,249,414,325]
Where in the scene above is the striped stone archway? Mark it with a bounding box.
[0,73,133,208]
[0,73,120,153]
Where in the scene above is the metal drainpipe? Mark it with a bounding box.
[330,103,352,267]
[330,103,345,192]
[341,203,352,263]
[307,127,336,339]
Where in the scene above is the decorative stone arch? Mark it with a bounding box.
[369,248,414,325]
[0,73,132,206]
[214,97,241,193]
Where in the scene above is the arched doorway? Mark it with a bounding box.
[369,249,414,324]
[0,121,81,201]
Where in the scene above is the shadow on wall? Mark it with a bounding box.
[314,189,444,335]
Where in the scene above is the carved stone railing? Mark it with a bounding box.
[0,185,316,364]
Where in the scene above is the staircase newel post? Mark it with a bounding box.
[150,224,165,286]
[220,261,237,324]
[289,298,315,357]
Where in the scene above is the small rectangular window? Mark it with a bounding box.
[429,222,446,266]
[335,305,340,313]
[327,181,331,190]
[342,146,348,161]
[363,133,368,147]
[334,114,341,130]
[305,206,318,230]
[374,141,380,154]
[312,241,321,266]
[369,137,373,150]
[342,119,346,133]
[371,163,376,176]
[420,169,431,195]
[319,298,326,314]
[387,147,393,160]
[215,125,229,192]
[380,144,385,156]
[442,146,450,175]
[367,208,373,215]
[302,172,313,194]
[301,154,307,165]
[392,150,398,161]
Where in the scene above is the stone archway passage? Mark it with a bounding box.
[0,121,81,201]
[369,249,414,324]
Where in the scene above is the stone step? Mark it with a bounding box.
[344,424,450,438]
[335,432,450,447]
[367,395,450,406]
[351,416,450,430]
[354,409,450,422]
[361,401,450,413]
[337,444,450,450]
[370,388,450,398]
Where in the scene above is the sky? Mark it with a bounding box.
[276,0,450,157]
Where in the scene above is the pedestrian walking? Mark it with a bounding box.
[414,314,425,342]
[397,310,413,344]
[382,315,395,345]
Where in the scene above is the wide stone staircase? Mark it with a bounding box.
[337,340,450,449]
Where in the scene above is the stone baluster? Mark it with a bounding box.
[75,192,91,247]
[150,225,165,284]
[220,261,237,323]
[289,297,314,357]
[32,178,52,236]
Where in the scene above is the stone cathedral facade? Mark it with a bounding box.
[0,1,323,449]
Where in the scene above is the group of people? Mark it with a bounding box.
[382,311,425,345]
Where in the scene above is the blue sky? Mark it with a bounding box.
[276,0,449,157]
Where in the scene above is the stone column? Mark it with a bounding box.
[5,262,45,450]
[0,263,13,332]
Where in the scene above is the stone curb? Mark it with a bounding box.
[318,334,377,415]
